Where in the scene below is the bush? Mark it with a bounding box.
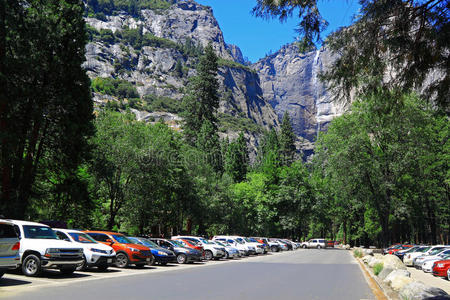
[373,262,384,276]
[143,94,182,113]
[91,77,139,100]
[353,249,363,258]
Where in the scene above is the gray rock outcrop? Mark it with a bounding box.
[399,281,449,300]
[253,44,347,149]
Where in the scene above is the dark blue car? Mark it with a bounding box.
[128,237,176,265]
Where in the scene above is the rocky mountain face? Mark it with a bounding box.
[253,44,346,154]
[83,0,278,153]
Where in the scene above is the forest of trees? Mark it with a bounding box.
[0,0,448,247]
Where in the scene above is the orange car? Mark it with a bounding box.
[84,231,152,268]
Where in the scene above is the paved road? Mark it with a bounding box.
[1,249,374,300]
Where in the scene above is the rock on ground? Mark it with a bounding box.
[368,258,383,268]
[382,254,406,270]
[362,255,373,264]
[383,269,411,285]
[378,267,394,280]
[391,276,413,292]
[400,281,449,300]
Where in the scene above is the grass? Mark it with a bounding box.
[353,249,363,258]
[373,262,384,276]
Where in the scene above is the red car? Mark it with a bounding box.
[386,244,413,255]
[432,259,450,277]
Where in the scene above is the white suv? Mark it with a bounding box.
[213,236,250,256]
[300,238,327,249]
[172,236,225,260]
[0,220,20,278]
[10,220,83,276]
[54,229,116,271]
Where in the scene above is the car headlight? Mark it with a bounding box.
[127,247,139,252]
[45,248,60,254]
[157,251,168,256]
[437,263,444,268]
[90,248,107,254]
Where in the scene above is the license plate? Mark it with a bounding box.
[107,259,112,263]
[146,258,150,262]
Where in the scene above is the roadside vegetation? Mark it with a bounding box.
[1,0,448,247]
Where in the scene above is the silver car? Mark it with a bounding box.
[0,220,20,278]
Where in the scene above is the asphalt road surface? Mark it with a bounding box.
[1,249,374,300]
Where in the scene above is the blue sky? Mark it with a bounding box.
[195,0,360,63]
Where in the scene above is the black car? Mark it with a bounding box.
[149,238,203,264]
[128,237,176,265]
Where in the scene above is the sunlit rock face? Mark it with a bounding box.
[253,44,346,145]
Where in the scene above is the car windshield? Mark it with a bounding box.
[23,225,57,239]
[200,238,212,244]
[236,238,245,244]
[112,235,132,244]
[430,248,446,255]
[418,247,431,252]
[69,232,97,244]
[142,239,160,248]
[248,238,258,243]
[404,246,418,253]
[170,240,184,247]
[215,241,226,246]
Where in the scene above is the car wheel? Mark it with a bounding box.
[204,250,213,260]
[115,252,129,268]
[60,266,76,275]
[317,245,322,249]
[97,265,108,271]
[224,251,229,259]
[177,254,187,264]
[148,255,155,266]
[270,246,276,252]
[76,255,87,271]
[302,245,307,249]
[22,254,42,277]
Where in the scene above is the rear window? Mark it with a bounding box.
[0,224,17,238]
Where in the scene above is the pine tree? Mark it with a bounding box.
[182,44,219,145]
[279,112,297,165]
[224,132,249,182]
[196,120,223,173]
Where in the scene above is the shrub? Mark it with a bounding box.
[353,249,363,258]
[373,262,384,276]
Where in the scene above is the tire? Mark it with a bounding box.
[317,245,322,249]
[0,271,4,278]
[76,255,87,271]
[115,252,129,268]
[302,245,307,249]
[177,254,187,264]
[97,265,108,272]
[224,251,229,259]
[135,264,146,268]
[204,250,213,261]
[22,254,42,277]
[60,266,76,275]
[160,262,167,266]
[148,255,155,266]
[270,246,276,252]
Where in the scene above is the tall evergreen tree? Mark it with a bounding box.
[0,0,93,218]
[224,132,249,182]
[182,44,219,145]
[279,112,297,165]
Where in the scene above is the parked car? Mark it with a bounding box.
[128,237,176,265]
[387,244,414,255]
[326,240,335,248]
[447,268,450,281]
[8,220,83,276]
[172,236,225,260]
[172,238,205,258]
[414,247,450,269]
[403,246,431,266]
[300,238,327,249]
[432,259,450,278]
[168,239,203,263]
[394,245,422,261]
[54,229,116,271]
[244,238,265,254]
[84,231,152,268]
[212,240,239,259]
[422,253,450,273]
[213,237,250,256]
[269,238,288,251]
[383,244,401,255]
[251,237,270,253]
[0,220,20,278]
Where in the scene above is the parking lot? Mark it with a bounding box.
[1,249,375,300]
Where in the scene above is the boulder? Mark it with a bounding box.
[368,258,383,268]
[400,281,449,300]
[377,267,394,280]
[383,269,411,285]
[363,249,374,256]
[344,244,350,250]
[391,276,413,292]
[382,254,406,270]
[362,255,373,264]
[374,253,384,259]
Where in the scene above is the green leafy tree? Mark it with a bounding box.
[0,0,93,218]
[224,132,249,182]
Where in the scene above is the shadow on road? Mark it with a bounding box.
[0,277,31,287]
